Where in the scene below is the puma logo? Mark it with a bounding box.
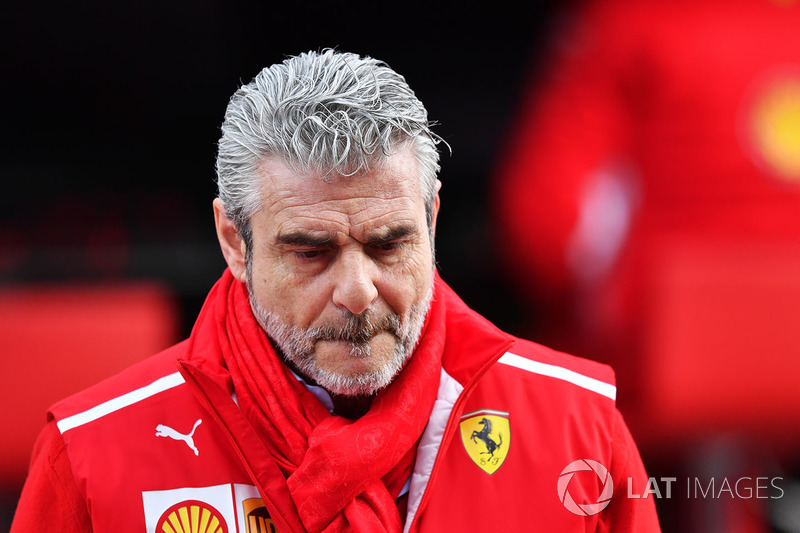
[155,419,202,456]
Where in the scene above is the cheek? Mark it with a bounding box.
[379,247,435,313]
[248,255,326,326]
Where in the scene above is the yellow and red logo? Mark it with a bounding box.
[742,73,800,183]
[242,497,277,533]
[156,500,228,533]
[459,409,510,475]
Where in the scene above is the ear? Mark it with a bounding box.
[213,198,248,283]
[430,180,442,237]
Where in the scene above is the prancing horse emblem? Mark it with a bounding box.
[156,419,202,456]
[471,418,503,458]
[459,409,511,475]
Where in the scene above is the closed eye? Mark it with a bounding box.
[368,240,407,258]
[293,249,330,261]
[367,225,416,255]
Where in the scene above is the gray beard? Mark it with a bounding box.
[248,284,433,396]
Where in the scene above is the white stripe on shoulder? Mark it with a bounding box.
[498,352,617,400]
[57,372,186,434]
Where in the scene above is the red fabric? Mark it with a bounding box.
[494,0,800,305]
[492,0,800,406]
[597,409,660,533]
[13,402,657,533]
[202,270,442,532]
[10,421,91,533]
[11,272,658,531]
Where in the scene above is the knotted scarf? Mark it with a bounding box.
[200,270,443,532]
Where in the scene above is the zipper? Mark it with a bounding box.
[405,338,515,533]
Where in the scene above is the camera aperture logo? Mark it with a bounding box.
[558,459,614,516]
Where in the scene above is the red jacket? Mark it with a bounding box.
[12,276,659,532]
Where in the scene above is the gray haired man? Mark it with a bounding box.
[13,50,659,532]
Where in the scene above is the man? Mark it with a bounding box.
[12,50,659,532]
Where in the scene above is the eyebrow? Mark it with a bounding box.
[275,231,336,248]
[276,224,418,248]
[366,224,418,246]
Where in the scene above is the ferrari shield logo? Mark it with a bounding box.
[459,409,510,475]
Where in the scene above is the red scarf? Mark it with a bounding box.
[203,270,443,532]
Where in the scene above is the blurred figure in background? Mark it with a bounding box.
[493,0,800,531]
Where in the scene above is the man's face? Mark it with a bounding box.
[237,146,439,396]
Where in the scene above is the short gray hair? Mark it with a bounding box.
[216,49,444,248]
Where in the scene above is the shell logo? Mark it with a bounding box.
[157,500,229,533]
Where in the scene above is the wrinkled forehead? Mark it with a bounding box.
[255,145,426,210]
[255,160,427,247]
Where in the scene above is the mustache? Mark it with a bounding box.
[308,312,402,344]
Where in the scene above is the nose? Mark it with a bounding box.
[331,250,379,315]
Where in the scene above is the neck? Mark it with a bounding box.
[330,393,374,419]
[278,354,376,419]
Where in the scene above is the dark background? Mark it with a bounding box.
[1,0,567,338]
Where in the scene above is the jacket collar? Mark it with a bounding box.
[433,272,516,388]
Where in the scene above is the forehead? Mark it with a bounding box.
[255,148,426,237]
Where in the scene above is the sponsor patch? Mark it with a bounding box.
[459,409,510,475]
[233,484,276,533]
[242,497,277,533]
[157,500,228,533]
[143,484,236,533]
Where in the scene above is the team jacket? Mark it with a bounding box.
[12,278,659,532]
